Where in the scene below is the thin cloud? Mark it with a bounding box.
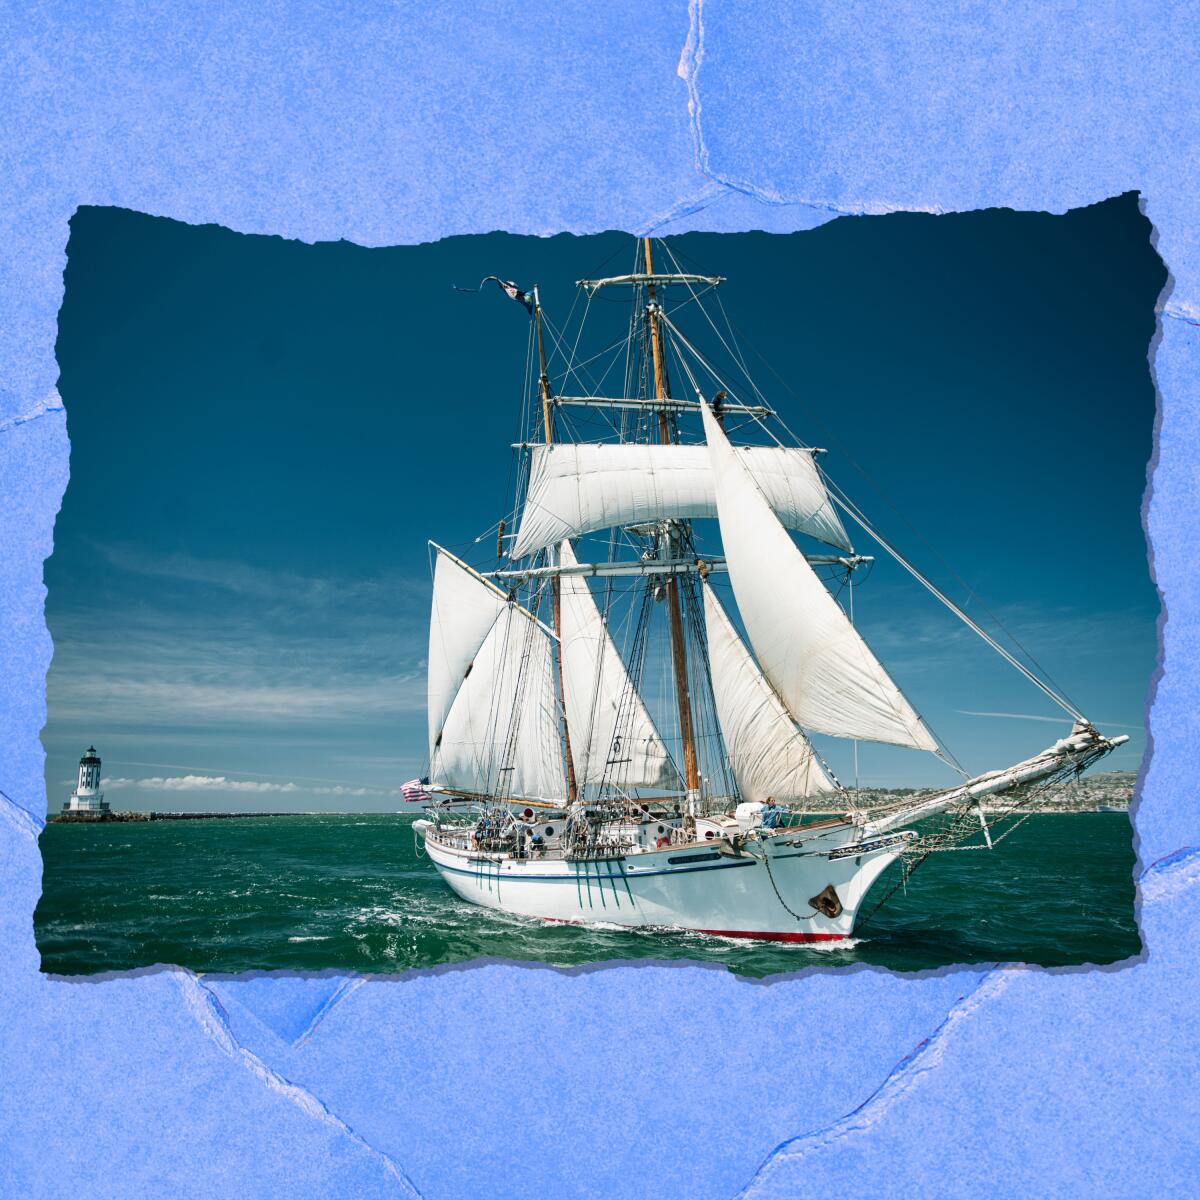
[870,603,1150,670]
[91,542,428,609]
[956,710,1142,730]
[46,597,428,728]
[105,774,300,793]
[955,710,1072,724]
[109,759,398,789]
[310,785,394,797]
[53,677,425,724]
[104,774,396,797]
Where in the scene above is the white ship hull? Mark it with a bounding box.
[416,819,914,941]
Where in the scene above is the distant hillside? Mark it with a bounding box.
[798,770,1137,813]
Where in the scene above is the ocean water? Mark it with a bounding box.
[34,812,1140,978]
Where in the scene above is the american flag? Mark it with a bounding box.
[401,778,432,803]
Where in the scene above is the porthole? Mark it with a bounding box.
[545,826,555,836]
[656,825,665,835]
[704,830,715,839]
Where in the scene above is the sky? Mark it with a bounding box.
[43,195,1163,812]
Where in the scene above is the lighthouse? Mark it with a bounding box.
[63,746,110,817]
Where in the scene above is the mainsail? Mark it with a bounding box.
[700,403,938,752]
[702,579,838,802]
[428,548,566,800]
[511,442,851,559]
[557,541,681,791]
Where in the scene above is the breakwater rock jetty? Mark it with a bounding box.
[51,811,304,824]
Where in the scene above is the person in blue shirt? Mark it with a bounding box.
[761,801,784,830]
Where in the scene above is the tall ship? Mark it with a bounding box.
[412,238,1128,942]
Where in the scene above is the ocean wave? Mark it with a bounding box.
[34,811,1139,976]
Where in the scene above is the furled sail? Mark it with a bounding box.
[511,442,851,559]
[701,404,938,752]
[702,580,838,802]
[428,548,567,800]
[558,541,681,791]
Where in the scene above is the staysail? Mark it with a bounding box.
[511,442,851,559]
[428,548,567,800]
[557,541,681,791]
[427,548,510,755]
[700,404,938,752]
[702,579,838,802]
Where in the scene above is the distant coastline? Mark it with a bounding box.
[48,770,1137,823]
[795,770,1136,815]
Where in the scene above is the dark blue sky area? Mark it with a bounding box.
[45,196,1163,810]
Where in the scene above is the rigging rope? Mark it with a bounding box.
[658,304,1087,731]
[857,757,1089,925]
[723,311,1088,719]
[829,491,1088,724]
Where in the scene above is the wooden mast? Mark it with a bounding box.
[643,238,702,804]
[533,288,579,804]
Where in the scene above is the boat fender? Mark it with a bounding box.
[808,884,843,918]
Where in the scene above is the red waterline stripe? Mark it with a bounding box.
[698,928,845,943]
[539,916,843,943]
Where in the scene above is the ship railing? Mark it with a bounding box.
[564,839,636,862]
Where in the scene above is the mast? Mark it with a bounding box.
[643,238,702,806]
[533,287,579,804]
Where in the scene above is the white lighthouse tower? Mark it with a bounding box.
[63,746,110,816]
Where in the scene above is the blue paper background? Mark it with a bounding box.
[2,3,1197,1196]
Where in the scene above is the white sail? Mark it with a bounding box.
[701,404,938,752]
[432,595,566,802]
[512,442,851,559]
[702,580,838,802]
[427,548,511,757]
[558,541,681,791]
